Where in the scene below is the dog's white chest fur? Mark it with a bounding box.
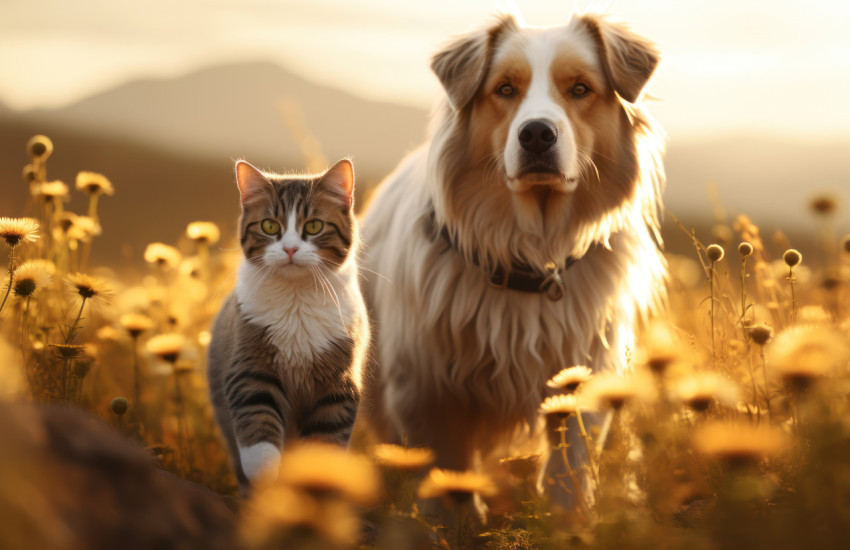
[234,261,354,366]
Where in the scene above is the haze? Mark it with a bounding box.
[2,0,850,140]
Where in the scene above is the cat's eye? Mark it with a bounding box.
[261,218,280,235]
[304,219,324,235]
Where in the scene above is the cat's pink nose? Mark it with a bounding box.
[284,247,299,259]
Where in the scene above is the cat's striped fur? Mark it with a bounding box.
[208,159,369,492]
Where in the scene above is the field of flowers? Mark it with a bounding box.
[1,134,848,549]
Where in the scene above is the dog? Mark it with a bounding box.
[359,12,666,509]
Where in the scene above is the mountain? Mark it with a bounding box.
[22,61,429,180]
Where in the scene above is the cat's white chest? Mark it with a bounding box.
[235,263,352,366]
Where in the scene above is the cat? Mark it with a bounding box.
[207,158,369,492]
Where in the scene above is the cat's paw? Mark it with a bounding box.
[239,442,281,483]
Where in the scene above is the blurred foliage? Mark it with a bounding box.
[1,135,849,549]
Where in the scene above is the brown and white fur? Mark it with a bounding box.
[360,12,666,507]
[209,159,370,494]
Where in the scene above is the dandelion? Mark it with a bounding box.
[186,221,220,244]
[0,217,40,248]
[278,442,379,505]
[737,242,753,257]
[770,325,847,393]
[540,393,580,418]
[640,322,682,377]
[706,244,725,263]
[784,249,802,323]
[75,171,114,197]
[705,243,725,363]
[147,333,184,364]
[417,468,498,500]
[12,260,53,299]
[500,454,540,480]
[33,180,69,202]
[373,443,435,472]
[144,243,182,270]
[747,322,774,419]
[583,371,654,411]
[547,365,593,392]
[242,484,359,548]
[66,215,102,242]
[66,272,111,302]
[120,313,154,338]
[22,164,38,184]
[674,372,741,413]
[27,135,53,161]
[694,421,788,466]
[121,313,154,410]
[0,218,41,315]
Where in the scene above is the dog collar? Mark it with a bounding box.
[426,209,576,301]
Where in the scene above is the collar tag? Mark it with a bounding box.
[540,262,566,301]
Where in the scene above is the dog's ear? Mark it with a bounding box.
[580,15,659,104]
[431,15,518,111]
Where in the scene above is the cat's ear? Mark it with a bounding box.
[235,161,272,207]
[318,159,355,208]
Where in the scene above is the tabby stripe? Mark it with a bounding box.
[300,417,356,438]
[224,370,287,397]
[324,222,351,248]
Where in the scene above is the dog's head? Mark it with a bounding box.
[429,13,663,265]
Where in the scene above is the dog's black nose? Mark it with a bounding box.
[518,120,558,154]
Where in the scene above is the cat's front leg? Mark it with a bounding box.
[299,377,360,446]
[226,370,289,484]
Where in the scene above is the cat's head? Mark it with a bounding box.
[235,159,356,277]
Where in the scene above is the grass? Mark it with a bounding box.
[1,134,849,549]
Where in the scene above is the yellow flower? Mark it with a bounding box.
[146,333,185,364]
[635,322,684,376]
[546,366,593,392]
[583,371,655,410]
[65,273,112,302]
[75,171,114,196]
[539,393,582,417]
[66,215,102,241]
[120,313,155,338]
[186,221,220,244]
[0,217,39,247]
[673,372,740,412]
[144,243,182,269]
[277,442,378,505]
[372,444,434,472]
[417,468,497,499]
[33,180,69,201]
[769,325,848,391]
[11,259,54,298]
[694,421,788,464]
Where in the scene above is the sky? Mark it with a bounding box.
[2,0,850,140]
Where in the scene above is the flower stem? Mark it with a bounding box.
[0,247,16,316]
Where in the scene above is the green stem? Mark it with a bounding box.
[788,266,797,325]
[132,336,142,419]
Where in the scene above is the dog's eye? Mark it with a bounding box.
[570,83,590,98]
[497,83,516,98]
